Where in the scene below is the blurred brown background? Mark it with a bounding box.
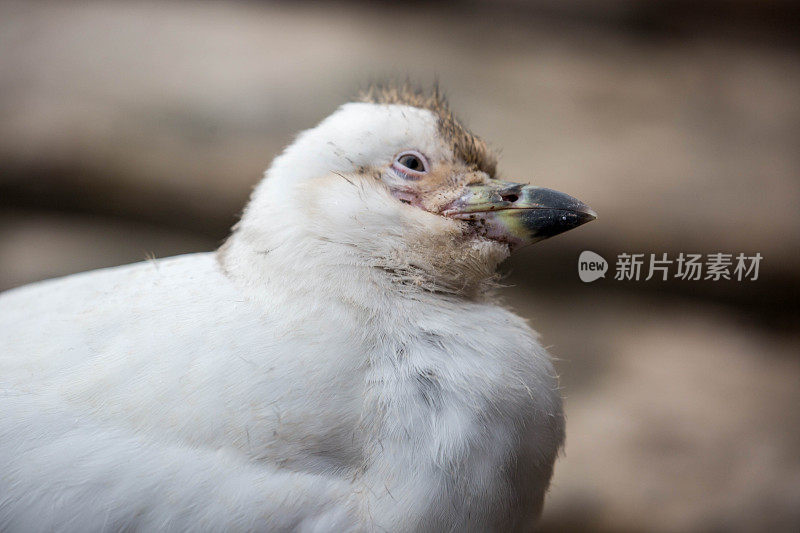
[1,0,799,530]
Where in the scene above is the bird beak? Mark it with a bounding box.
[442,180,596,250]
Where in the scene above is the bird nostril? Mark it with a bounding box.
[501,194,519,203]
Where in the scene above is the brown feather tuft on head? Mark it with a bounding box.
[359,83,497,177]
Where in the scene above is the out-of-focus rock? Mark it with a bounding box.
[509,293,800,531]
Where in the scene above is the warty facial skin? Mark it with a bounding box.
[0,89,594,532]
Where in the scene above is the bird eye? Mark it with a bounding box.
[392,151,429,178]
[398,154,423,171]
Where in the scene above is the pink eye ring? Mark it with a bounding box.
[392,150,429,178]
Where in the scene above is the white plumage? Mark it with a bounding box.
[0,89,593,531]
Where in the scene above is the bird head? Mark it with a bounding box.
[225,86,595,298]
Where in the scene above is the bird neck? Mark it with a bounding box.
[217,224,503,321]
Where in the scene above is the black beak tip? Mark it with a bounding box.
[576,203,597,223]
[521,202,597,242]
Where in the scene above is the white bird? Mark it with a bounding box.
[0,85,595,532]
